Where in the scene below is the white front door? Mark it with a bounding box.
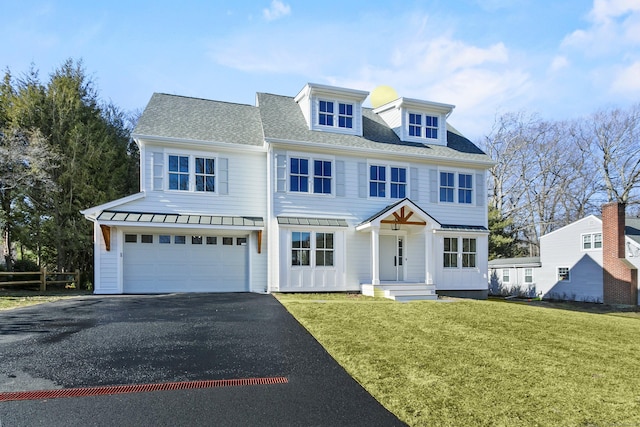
[379,235,405,281]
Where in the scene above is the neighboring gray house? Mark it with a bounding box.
[488,256,541,297]
[489,207,640,304]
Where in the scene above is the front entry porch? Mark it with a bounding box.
[356,199,441,301]
[361,282,438,301]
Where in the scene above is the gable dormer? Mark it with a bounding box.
[295,83,369,136]
[374,97,454,146]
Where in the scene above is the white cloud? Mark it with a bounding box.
[263,0,291,22]
[610,61,640,94]
[562,0,640,53]
[550,55,569,72]
[208,10,530,139]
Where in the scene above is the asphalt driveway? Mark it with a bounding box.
[0,293,404,426]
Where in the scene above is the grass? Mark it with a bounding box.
[276,293,640,427]
[0,288,91,310]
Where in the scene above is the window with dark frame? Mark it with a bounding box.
[291,231,311,266]
[443,237,458,268]
[168,155,189,191]
[315,233,334,267]
[290,157,309,192]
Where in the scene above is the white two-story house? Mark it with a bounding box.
[82,83,494,300]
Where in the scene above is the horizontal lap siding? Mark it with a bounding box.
[539,217,603,302]
[137,147,266,217]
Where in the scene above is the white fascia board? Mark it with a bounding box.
[374,97,455,115]
[132,134,267,153]
[265,138,495,168]
[432,228,490,236]
[301,82,370,102]
[81,192,147,220]
[539,214,602,240]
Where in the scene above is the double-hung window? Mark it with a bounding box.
[440,171,473,204]
[390,167,407,198]
[443,237,458,268]
[290,157,332,194]
[462,238,477,268]
[524,268,533,283]
[458,174,473,204]
[168,155,190,191]
[440,172,455,203]
[292,231,334,267]
[369,165,386,197]
[314,160,331,194]
[558,267,570,281]
[425,115,438,139]
[502,269,510,283]
[290,158,309,192]
[291,232,311,266]
[318,100,354,129]
[409,113,422,137]
[195,157,215,192]
[408,113,438,139]
[319,101,334,126]
[338,103,353,128]
[582,233,602,250]
[315,233,334,266]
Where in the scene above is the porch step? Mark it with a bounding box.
[361,283,438,302]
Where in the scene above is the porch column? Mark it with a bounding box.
[425,228,434,285]
[372,227,380,285]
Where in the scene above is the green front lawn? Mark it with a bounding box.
[277,294,640,427]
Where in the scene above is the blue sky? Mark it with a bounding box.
[2,0,639,140]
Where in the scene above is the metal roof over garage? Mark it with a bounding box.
[277,217,348,227]
[97,211,264,227]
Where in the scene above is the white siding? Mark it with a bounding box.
[94,223,122,294]
[538,216,604,302]
[434,233,488,291]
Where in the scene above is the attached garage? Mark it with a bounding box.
[123,233,249,293]
[87,210,265,294]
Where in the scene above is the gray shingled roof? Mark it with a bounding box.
[133,93,264,146]
[488,257,541,268]
[257,92,492,163]
[132,91,492,164]
[626,217,640,244]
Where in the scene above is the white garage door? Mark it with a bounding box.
[123,233,248,293]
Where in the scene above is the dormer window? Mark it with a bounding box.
[318,100,353,129]
[409,112,438,139]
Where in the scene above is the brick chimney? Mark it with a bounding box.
[602,202,638,305]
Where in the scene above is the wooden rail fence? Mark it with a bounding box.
[0,268,80,291]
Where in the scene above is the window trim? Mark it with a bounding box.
[291,230,336,269]
[524,268,533,284]
[166,153,218,194]
[317,99,354,130]
[502,268,510,283]
[557,267,571,282]
[406,111,440,141]
[581,232,602,251]
[368,162,410,199]
[439,169,475,205]
[288,154,334,196]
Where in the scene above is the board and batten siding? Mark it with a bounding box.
[538,216,604,302]
[434,233,488,291]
